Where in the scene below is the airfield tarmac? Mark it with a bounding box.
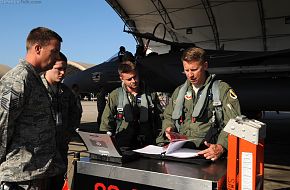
[67,101,290,190]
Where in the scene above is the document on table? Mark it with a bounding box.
[133,140,199,158]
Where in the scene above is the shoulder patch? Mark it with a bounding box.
[229,89,238,100]
[0,88,21,111]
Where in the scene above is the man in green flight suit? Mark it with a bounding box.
[156,47,241,161]
[100,61,161,149]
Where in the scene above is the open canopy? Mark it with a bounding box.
[106,0,290,54]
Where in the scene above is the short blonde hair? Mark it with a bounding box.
[181,47,206,63]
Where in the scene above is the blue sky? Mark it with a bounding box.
[0,0,136,67]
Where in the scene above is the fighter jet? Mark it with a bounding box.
[64,42,290,112]
[64,0,290,112]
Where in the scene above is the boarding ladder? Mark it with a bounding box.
[224,115,266,190]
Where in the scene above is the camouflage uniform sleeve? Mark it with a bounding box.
[0,78,25,164]
[156,87,179,145]
[217,81,241,149]
[99,89,118,133]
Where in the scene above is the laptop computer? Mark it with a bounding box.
[76,129,139,164]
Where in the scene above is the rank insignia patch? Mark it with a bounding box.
[0,88,20,111]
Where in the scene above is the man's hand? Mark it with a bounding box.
[165,127,174,140]
[198,141,224,161]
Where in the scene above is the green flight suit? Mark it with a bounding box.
[100,83,161,149]
[156,74,241,150]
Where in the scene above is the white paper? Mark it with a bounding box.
[166,148,199,158]
[133,145,164,155]
[241,152,253,190]
[166,139,192,154]
[133,140,199,158]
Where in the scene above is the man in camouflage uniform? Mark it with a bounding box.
[100,61,161,149]
[156,47,241,161]
[41,52,81,190]
[0,27,63,190]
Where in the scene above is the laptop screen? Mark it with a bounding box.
[77,130,122,158]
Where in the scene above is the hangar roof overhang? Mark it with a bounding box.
[106,0,290,54]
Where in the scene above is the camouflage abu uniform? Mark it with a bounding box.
[156,74,241,150]
[0,61,65,182]
[41,75,80,167]
[100,83,162,149]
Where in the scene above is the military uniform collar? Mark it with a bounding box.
[41,74,49,89]
[41,74,62,95]
[203,72,214,87]
[20,59,42,75]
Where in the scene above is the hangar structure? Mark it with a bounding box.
[0,64,12,79]
[0,62,93,80]
[65,61,95,78]
[65,0,290,111]
[0,60,94,91]
[106,0,290,53]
